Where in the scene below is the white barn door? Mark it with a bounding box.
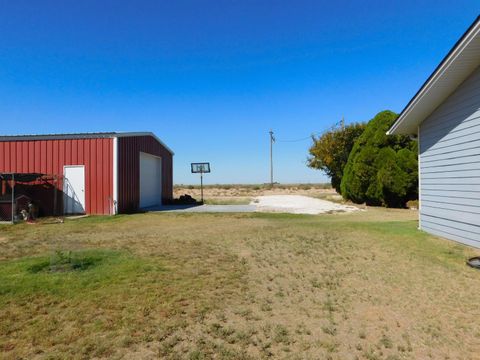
[63,165,86,214]
[139,152,162,208]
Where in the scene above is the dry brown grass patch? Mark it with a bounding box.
[1,209,480,359]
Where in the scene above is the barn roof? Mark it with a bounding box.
[388,16,480,135]
[0,132,174,155]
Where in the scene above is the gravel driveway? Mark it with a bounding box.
[253,195,359,214]
[160,195,359,215]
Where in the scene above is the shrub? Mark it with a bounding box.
[406,200,419,209]
[308,122,366,193]
[340,110,418,207]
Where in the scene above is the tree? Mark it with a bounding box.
[308,122,365,193]
[340,110,418,207]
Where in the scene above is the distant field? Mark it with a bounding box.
[174,183,332,190]
[174,183,337,204]
[1,209,480,359]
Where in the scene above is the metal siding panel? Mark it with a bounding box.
[22,142,27,172]
[78,139,84,164]
[94,139,100,215]
[117,139,123,212]
[420,65,480,247]
[2,136,152,215]
[73,140,79,164]
[0,137,113,216]
[117,135,173,213]
[57,140,64,179]
[21,142,27,172]
[15,142,21,172]
[65,140,71,165]
[5,143,11,171]
[41,141,47,173]
[95,140,101,214]
[34,141,41,171]
[49,141,56,174]
[98,139,104,214]
[47,141,53,174]
[90,140,97,214]
[0,143,4,170]
[84,139,91,214]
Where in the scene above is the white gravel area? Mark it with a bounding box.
[251,195,360,215]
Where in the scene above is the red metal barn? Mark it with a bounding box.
[0,132,173,216]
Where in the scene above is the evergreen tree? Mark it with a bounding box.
[340,110,418,207]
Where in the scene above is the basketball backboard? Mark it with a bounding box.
[191,162,211,174]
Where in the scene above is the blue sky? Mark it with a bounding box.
[0,1,478,184]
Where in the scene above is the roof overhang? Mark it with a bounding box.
[388,16,480,135]
[0,131,174,155]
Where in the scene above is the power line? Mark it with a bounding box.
[276,135,314,143]
[276,117,347,143]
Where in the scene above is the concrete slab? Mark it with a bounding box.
[152,195,359,215]
[253,195,359,215]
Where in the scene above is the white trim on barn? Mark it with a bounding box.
[112,136,118,215]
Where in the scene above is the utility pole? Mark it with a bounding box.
[269,130,275,186]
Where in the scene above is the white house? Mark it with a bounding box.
[388,16,480,248]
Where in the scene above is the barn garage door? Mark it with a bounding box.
[139,152,162,208]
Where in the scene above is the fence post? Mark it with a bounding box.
[11,173,14,224]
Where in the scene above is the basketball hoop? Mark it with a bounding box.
[191,163,211,203]
[191,163,211,174]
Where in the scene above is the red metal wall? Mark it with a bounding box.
[0,139,113,215]
[117,135,173,213]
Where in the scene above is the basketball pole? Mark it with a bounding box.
[269,130,275,186]
[200,171,204,203]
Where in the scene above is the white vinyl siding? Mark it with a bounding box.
[419,65,480,248]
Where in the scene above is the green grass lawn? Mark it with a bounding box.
[1,209,480,359]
